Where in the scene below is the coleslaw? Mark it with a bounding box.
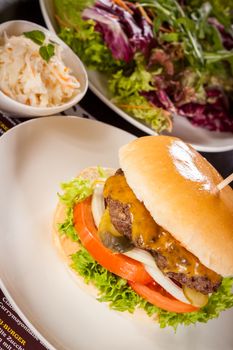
[0,33,81,107]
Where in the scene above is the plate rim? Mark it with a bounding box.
[0,115,136,350]
[0,115,135,144]
[0,280,57,350]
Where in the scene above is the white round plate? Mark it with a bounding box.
[39,0,233,153]
[0,116,233,350]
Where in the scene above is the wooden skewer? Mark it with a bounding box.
[216,173,233,191]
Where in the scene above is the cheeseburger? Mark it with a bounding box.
[53,136,233,328]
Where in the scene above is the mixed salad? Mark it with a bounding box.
[54,0,233,133]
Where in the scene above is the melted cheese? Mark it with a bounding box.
[103,173,221,283]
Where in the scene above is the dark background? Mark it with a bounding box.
[0,0,233,178]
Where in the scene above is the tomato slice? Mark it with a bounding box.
[128,281,199,313]
[73,196,153,284]
[73,196,199,313]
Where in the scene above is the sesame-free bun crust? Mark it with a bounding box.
[119,136,233,277]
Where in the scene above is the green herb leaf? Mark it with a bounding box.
[23,30,45,45]
[160,32,180,42]
[204,50,233,63]
[39,43,55,62]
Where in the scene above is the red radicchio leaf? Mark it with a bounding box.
[178,89,233,132]
[82,6,133,62]
[82,0,153,62]
[148,49,174,75]
[142,87,233,132]
[141,89,176,114]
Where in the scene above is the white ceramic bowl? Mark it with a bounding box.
[0,20,88,117]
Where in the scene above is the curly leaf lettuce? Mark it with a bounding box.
[109,56,171,132]
[58,176,233,329]
[54,0,95,26]
[71,246,233,330]
[112,93,171,133]
[57,168,106,240]
[58,177,93,241]
[59,25,125,73]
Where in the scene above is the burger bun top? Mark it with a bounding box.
[119,136,233,277]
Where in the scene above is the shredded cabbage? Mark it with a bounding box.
[0,33,80,107]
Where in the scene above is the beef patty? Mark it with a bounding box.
[104,170,222,295]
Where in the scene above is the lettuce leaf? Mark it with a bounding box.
[71,247,143,313]
[59,25,125,73]
[57,168,107,240]
[112,93,171,133]
[58,177,93,241]
[58,177,93,207]
[71,245,233,330]
[109,55,171,132]
[54,0,95,27]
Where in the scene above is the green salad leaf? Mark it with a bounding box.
[71,245,233,330]
[109,55,155,98]
[71,247,143,313]
[58,177,93,207]
[188,0,233,28]
[54,0,95,27]
[59,25,125,73]
[109,55,171,132]
[58,206,78,242]
[58,176,93,241]
[57,167,107,240]
[111,93,171,133]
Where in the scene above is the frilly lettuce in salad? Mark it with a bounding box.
[54,0,233,132]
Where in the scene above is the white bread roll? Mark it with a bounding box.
[119,136,233,277]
